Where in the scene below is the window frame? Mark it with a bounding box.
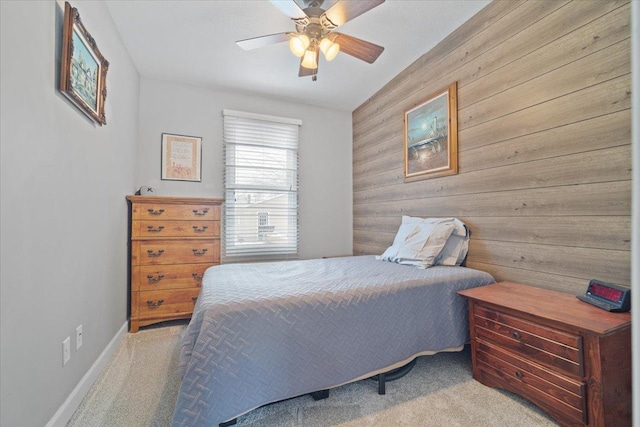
[222,110,301,262]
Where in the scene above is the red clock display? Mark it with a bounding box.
[579,279,630,312]
[589,283,623,302]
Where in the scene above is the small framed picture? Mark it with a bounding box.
[59,2,109,125]
[404,82,458,181]
[161,133,202,182]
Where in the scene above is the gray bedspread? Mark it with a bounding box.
[172,255,494,426]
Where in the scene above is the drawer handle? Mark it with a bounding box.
[192,248,208,256]
[192,209,209,216]
[146,274,164,283]
[147,249,165,257]
[515,371,523,380]
[512,331,521,340]
[147,208,165,216]
[146,225,165,233]
[192,273,203,280]
[192,225,208,233]
[146,299,164,308]
[192,297,198,303]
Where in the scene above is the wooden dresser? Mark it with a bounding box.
[458,282,631,427]
[126,196,223,333]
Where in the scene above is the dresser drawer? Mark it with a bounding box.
[136,288,200,320]
[476,341,586,422]
[132,203,220,220]
[473,305,583,377]
[131,240,219,265]
[131,220,219,238]
[132,263,212,291]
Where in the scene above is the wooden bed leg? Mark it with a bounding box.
[310,389,330,400]
[378,373,386,395]
[219,418,237,427]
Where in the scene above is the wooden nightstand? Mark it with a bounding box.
[458,282,631,427]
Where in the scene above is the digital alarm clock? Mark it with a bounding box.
[576,279,631,312]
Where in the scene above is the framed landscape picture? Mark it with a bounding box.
[161,133,202,182]
[59,2,109,125]
[404,82,458,181]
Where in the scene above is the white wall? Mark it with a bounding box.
[137,78,353,259]
[0,1,139,426]
[0,4,350,425]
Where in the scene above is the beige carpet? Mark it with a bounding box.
[67,321,559,427]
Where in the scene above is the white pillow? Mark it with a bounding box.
[394,220,455,268]
[377,217,456,268]
[434,219,469,266]
[435,235,468,265]
[392,220,421,246]
[377,221,422,261]
[378,216,470,268]
[402,216,469,266]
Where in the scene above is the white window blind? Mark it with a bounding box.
[223,110,300,262]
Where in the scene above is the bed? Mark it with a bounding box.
[171,255,495,426]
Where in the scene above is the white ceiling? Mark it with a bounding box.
[105,0,490,111]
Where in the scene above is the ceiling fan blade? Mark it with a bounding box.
[298,49,319,78]
[236,32,290,51]
[322,0,385,28]
[269,0,307,19]
[331,32,384,64]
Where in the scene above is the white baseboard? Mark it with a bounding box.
[45,321,128,427]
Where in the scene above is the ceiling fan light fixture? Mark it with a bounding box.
[301,48,318,69]
[289,34,310,57]
[238,0,386,80]
[319,37,340,61]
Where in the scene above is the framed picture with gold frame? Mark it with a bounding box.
[404,82,458,181]
[59,2,109,125]
[161,133,202,182]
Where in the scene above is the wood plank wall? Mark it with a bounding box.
[352,0,631,295]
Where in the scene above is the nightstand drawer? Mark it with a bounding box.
[132,240,219,266]
[474,305,583,377]
[131,220,219,238]
[137,288,200,320]
[477,345,586,425]
[132,203,220,220]
[477,341,586,411]
[132,264,212,291]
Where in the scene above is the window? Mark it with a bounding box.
[223,110,300,262]
[257,212,270,227]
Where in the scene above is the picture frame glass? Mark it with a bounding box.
[404,82,458,181]
[161,134,202,182]
[71,28,99,112]
[406,91,449,175]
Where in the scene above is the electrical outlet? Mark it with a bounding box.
[76,325,83,350]
[62,337,71,366]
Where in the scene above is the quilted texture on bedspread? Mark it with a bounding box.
[171,255,494,426]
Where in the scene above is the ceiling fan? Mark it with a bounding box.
[236,0,385,81]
